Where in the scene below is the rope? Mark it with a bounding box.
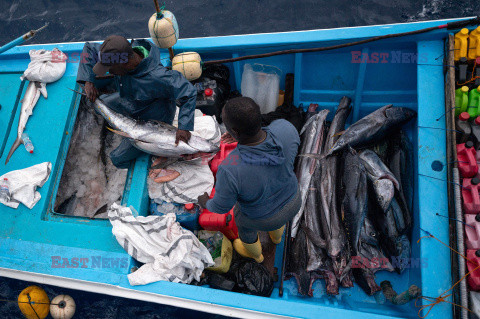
[415,232,477,317]
[457,59,480,86]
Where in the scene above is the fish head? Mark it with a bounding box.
[385,107,417,125]
[373,179,395,211]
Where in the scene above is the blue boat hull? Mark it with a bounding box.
[0,17,465,318]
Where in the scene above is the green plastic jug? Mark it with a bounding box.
[468,86,480,118]
[456,86,470,116]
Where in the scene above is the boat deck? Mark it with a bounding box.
[0,18,461,318]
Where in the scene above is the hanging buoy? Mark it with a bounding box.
[148,10,179,49]
[17,286,50,319]
[50,295,76,319]
[172,52,203,81]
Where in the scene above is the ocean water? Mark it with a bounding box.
[0,0,478,318]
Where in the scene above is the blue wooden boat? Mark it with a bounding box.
[0,17,466,318]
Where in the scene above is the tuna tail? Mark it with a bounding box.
[5,137,22,164]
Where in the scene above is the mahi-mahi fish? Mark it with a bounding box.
[5,81,47,164]
[291,110,329,238]
[327,105,416,155]
[316,97,353,287]
[86,93,220,158]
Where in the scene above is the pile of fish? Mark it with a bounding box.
[287,98,416,296]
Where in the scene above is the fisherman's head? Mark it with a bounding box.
[222,97,262,143]
[93,35,141,76]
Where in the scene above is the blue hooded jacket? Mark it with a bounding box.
[206,119,300,219]
[76,39,196,131]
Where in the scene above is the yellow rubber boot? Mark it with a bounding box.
[268,225,285,244]
[233,237,264,263]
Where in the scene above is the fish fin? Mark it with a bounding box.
[106,126,132,138]
[303,227,327,249]
[150,120,177,130]
[5,138,22,164]
[36,82,48,99]
[90,204,108,219]
[333,130,345,137]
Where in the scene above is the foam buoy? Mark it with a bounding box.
[17,286,50,319]
[148,10,179,49]
[50,295,76,319]
[172,52,202,81]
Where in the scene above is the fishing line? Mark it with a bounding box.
[416,232,477,318]
[418,173,467,189]
[418,126,462,134]
[435,213,474,229]
[204,17,480,65]
[435,107,459,121]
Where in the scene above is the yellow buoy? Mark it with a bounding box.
[172,52,203,81]
[17,286,50,319]
[50,295,76,319]
[148,10,179,49]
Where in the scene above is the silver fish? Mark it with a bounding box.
[316,97,353,286]
[359,149,400,211]
[327,105,416,155]
[5,81,47,164]
[91,95,220,158]
[291,110,329,238]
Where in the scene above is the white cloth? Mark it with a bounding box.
[148,113,219,204]
[148,158,214,204]
[471,291,480,316]
[108,203,214,285]
[0,162,51,209]
[20,48,67,83]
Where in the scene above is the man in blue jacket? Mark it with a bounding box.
[198,97,301,263]
[76,35,197,168]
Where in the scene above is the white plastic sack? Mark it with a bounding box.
[148,157,214,204]
[0,162,51,209]
[21,48,67,83]
[471,291,480,316]
[108,203,214,285]
[241,63,281,114]
[148,114,219,203]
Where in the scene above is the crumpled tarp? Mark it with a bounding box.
[108,203,214,285]
[0,162,51,209]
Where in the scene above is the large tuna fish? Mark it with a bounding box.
[342,147,383,295]
[327,105,416,155]
[84,93,220,158]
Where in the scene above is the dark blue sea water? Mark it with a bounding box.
[0,0,478,318]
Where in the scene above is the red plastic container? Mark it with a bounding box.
[199,188,239,240]
[463,177,480,214]
[467,249,480,291]
[457,141,478,178]
[465,214,480,249]
[209,142,237,177]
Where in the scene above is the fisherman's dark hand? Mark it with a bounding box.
[197,192,210,209]
[84,81,99,102]
[221,132,237,144]
[175,130,191,145]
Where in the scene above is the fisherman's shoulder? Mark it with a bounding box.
[267,119,299,140]
[218,149,242,171]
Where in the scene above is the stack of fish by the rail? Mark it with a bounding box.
[287,98,416,296]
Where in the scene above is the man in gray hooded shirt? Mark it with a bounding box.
[198,97,301,263]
